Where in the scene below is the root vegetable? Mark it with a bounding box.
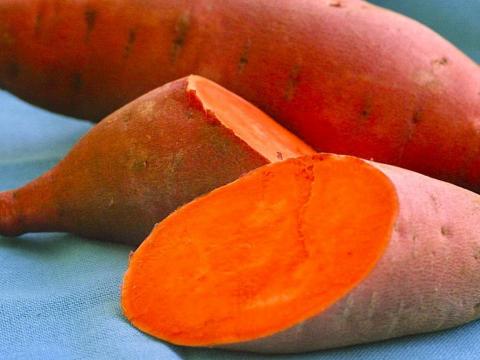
[0,0,479,190]
[0,75,313,244]
[122,153,480,353]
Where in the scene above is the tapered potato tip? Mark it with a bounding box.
[0,191,21,237]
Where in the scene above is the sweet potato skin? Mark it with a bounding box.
[224,161,480,353]
[0,77,312,244]
[1,0,480,190]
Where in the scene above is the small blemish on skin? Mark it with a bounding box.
[429,193,439,212]
[474,302,480,315]
[411,109,422,124]
[84,8,97,41]
[440,226,451,237]
[473,250,480,261]
[285,64,301,101]
[34,10,44,37]
[342,294,354,319]
[360,97,373,119]
[124,29,137,58]
[171,13,191,64]
[412,234,418,258]
[367,291,378,318]
[329,0,342,7]
[432,57,449,66]
[276,152,283,160]
[238,40,251,74]
[132,159,149,172]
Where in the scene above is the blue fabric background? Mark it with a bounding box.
[0,1,478,359]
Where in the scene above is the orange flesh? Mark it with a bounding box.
[121,154,398,346]
[187,75,315,162]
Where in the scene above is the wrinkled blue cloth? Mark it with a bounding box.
[0,1,479,359]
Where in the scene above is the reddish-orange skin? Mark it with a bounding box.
[0,77,312,244]
[0,0,480,190]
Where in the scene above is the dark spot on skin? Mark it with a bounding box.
[329,0,342,7]
[285,64,301,101]
[71,73,83,93]
[276,152,283,160]
[474,250,480,261]
[34,10,44,37]
[393,222,399,231]
[131,159,148,172]
[6,62,19,79]
[360,97,373,119]
[171,13,190,64]
[238,40,251,74]
[441,226,451,237]
[474,302,480,315]
[429,193,439,211]
[393,221,408,237]
[84,8,97,41]
[397,108,422,162]
[238,55,248,73]
[432,57,449,66]
[124,29,137,59]
[412,109,422,124]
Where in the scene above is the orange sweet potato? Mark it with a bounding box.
[0,76,313,244]
[122,154,480,353]
[0,0,479,190]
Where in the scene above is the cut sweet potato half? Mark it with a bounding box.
[0,75,313,244]
[122,154,398,345]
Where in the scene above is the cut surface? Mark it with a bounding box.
[121,154,398,346]
[187,75,314,162]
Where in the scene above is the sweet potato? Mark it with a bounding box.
[122,154,480,353]
[0,75,313,244]
[1,0,479,190]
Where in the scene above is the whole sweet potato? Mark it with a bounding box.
[0,0,479,190]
